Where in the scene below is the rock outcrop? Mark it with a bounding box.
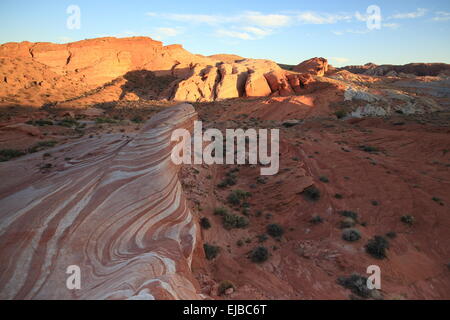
[342,62,450,77]
[0,37,328,106]
[293,57,329,76]
[0,104,203,300]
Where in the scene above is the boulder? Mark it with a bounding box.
[293,57,329,76]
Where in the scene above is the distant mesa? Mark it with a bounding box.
[0,36,333,107]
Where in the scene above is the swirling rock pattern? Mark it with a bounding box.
[0,104,202,300]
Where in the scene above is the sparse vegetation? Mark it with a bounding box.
[337,274,371,298]
[334,193,343,199]
[267,224,284,238]
[214,207,229,216]
[57,118,79,127]
[302,186,321,201]
[340,217,356,229]
[218,280,235,296]
[203,243,220,260]
[200,217,211,230]
[26,119,53,126]
[339,210,358,221]
[310,215,323,224]
[28,140,58,153]
[386,231,397,239]
[319,176,329,183]
[335,110,347,119]
[342,229,361,242]
[222,213,249,230]
[227,190,251,206]
[95,117,117,124]
[0,149,25,162]
[365,236,389,259]
[400,215,415,226]
[250,246,269,263]
[359,145,379,153]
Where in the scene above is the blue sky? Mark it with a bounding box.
[1,0,450,66]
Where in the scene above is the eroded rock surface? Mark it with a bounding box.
[0,104,203,300]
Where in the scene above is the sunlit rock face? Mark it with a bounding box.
[0,104,203,300]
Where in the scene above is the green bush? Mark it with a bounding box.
[359,145,379,153]
[250,246,269,263]
[342,229,361,242]
[222,213,249,230]
[337,274,371,298]
[267,224,284,238]
[203,244,220,260]
[319,176,330,183]
[227,190,251,206]
[200,217,211,230]
[302,186,321,201]
[339,210,358,221]
[214,207,229,216]
[386,231,397,239]
[27,119,54,126]
[365,236,389,259]
[57,118,79,127]
[335,110,347,119]
[218,280,235,296]
[400,215,415,226]
[340,217,356,229]
[310,215,323,224]
[0,149,25,162]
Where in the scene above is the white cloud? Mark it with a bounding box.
[216,29,253,40]
[390,8,427,19]
[330,57,350,64]
[382,23,400,29]
[432,11,450,22]
[243,12,291,27]
[152,27,183,40]
[297,11,352,24]
[146,11,291,27]
[242,26,273,37]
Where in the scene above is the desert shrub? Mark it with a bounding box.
[214,207,229,216]
[218,280,235,296]
[28,140,58,153]
[131,116,144,123]
[95,117,117,124]
[200,217,211,230]
[0,149,25,162]
[203,244,220,260]
[222,213,249,230]
[400,215,415,226]
[227,190,251,206]
[319,176,330,183]
[339,210,358,221]
[236,240,244,247]
[334,193,344,199]
[302,186,321,201]
[342,229,361,242]
[337,274,371,298]
[365,236,389,259]
[335,110,347,119]
[257,234,268,243]
[359,145,379,153]
[27,119,53,126]
[386,231,397,239]
[267,224,284,238]
[310,215,323,224]
[340,217,356,229]
[57,118,79,127]
[250,246,269,263]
